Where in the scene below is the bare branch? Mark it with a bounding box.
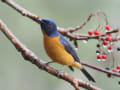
[1,0,120,80]
[1,0,120,89]
[1,0,39,23]
[82,62,120,77]
[2,0,120,41]
[0,20,100,90]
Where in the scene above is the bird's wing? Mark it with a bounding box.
[59,33,80,63]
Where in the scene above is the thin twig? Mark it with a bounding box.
[58,13,94,33]
[81,62,120,77]
[2,0,120,42]
[1,0,39,23]
[1,0,120,78]
[1,0,120,89]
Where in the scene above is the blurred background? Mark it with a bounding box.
[0,0,120,90]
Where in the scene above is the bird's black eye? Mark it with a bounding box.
[47,22,52,25]
[44,21,51,25]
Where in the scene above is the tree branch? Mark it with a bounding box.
[1,0,39,22]
[0,20,100,90]
[2,0,120,41]
[1,0,120,77]
[1,0,120,78]
[1,0,120,89]
[82,62,120,77]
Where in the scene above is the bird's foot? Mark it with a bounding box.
[57,70,64,77]
[57,65,65,78]
[41,61,54,69]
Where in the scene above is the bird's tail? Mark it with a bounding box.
[73,62,95,82]
[81,67,95,82]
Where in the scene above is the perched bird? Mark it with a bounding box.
[39,18,95,82]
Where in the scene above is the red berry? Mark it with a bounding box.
[102,54,107,59]
[107,46,112,50]
[103,40,108,46]
[97,55,102,59]
[116,65,120,69]
[106,36,111,41]
[94,30,101,35]
[88,30,93,35]
[105,25,110,30]
[112,69,117,72]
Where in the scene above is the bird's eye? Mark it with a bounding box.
[47,22,51,25]
[43,21,51,25]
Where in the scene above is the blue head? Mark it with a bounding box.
[39,19,59,37]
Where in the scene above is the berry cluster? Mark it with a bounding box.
[112,65,120,73]
[88,25,112,61]
[87,24,120,83]
[75,11,120,86]
[88,25,110,36]
[105,65,120,82]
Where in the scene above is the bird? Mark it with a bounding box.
[39,18,95,82]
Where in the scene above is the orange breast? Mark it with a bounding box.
[43,34,74,66]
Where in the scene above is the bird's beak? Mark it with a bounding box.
[39,19,44,24]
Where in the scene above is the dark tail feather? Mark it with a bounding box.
[81,67,95,82]
[69,66,74,72]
